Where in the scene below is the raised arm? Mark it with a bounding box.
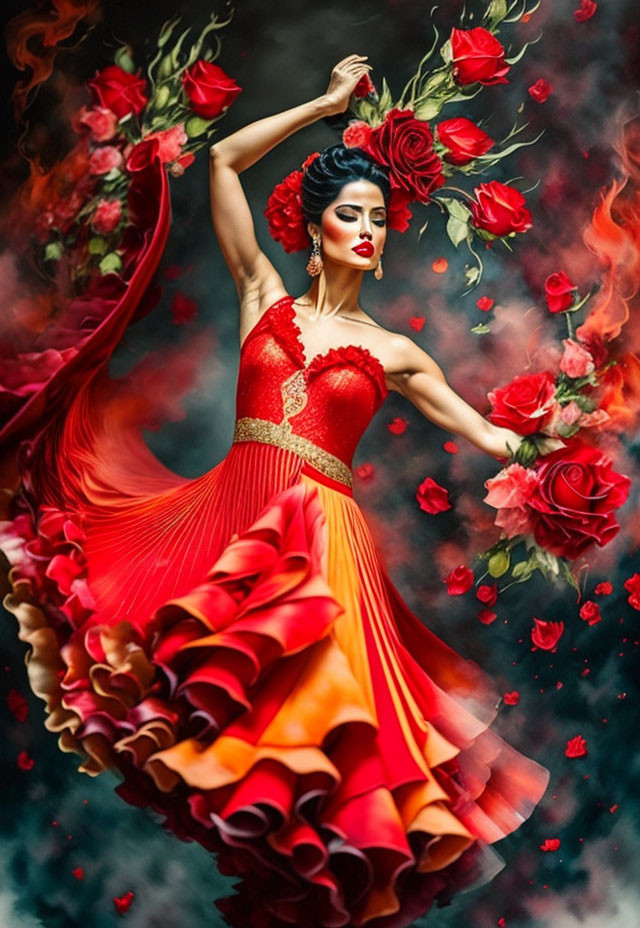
[387,336,526,460]
[208,55,372,309]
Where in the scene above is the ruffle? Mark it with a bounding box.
[269,298,388,399]
[0,477,515,927]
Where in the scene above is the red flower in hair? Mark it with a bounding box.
[264,170,307,252]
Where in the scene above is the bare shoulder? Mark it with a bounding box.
[354,316,444,394]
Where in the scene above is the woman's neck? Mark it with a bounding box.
[296,263,364,319]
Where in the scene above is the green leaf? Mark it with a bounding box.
[88,237,108,255]
[99,253,123,275]
[440,38,453,64]
[44,241,63,261]
[412,98,444,121]
[470,322,491,335]
[488,550,510,578]
[446,215,470,248]
[114,46,136,74]
[157,14,182,48]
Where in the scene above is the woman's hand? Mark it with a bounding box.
[323,54,372,116]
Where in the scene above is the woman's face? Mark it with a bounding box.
[311,179,387,272]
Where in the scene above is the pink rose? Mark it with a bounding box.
[143,124,188,164]
[343,120,374,149]
[559,338,595,379]
[89,145,123,175]
[577,409,610,429]
[91,198,122,235]
[484,463,540,538]
[560,401,582,426]
[77,105,118,142]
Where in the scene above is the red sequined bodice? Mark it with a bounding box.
[235,295,389,469]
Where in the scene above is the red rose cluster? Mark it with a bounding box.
[485,441,630,559]
[83,60,241,177]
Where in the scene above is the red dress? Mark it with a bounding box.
[1,290,549,927]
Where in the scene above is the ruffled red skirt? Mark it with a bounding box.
[1,368,550,928]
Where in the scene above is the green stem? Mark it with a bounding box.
[565,311,575,340]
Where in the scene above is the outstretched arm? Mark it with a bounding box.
[209,55,372,303]
[387,336,525,460]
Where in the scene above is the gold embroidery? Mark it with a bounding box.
[280,368,308,421]
[232,417,353,488]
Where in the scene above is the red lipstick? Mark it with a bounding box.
[352,242,375,257]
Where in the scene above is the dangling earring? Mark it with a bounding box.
[374,257,383,280]
[306,234,323,277]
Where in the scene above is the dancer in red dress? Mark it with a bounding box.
[2,55,552,927]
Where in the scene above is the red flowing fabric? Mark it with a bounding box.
[0,159,550,928]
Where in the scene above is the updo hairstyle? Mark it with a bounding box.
[301,144,391,227]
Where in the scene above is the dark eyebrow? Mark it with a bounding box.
[335,203,387,212]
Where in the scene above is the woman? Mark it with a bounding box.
[210,54,525,461]
[2,54,551,928]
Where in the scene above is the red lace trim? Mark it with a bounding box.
[273,298,389,398]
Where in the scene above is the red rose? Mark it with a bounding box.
[387,187,413,232]
[87,65,148,120]
[594,580,613,595]
[435,117,494,165]
[531,618,564,650]
[264,169,307,253]
[624,573,640,610]
[476,583,498,606]
[574,0,597,22]
[470,181,532,237]
[354,73,377,98]
[579,600,601,625]
[450,27,510,86]
[503,691,520,705]
[364,108,445,204]
[545,271,577,313]
[416,477,451,514]
[528,78,554,103]
[477,296,494,312]
[488,371,558,436]
[181,61,241,119]
[443,565,474,595]
[527,442,631,559]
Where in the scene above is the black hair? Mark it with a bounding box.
[301,143,391,227]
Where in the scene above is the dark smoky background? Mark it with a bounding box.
[1,1,639,926]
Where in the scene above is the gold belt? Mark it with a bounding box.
[232,417,353,488]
